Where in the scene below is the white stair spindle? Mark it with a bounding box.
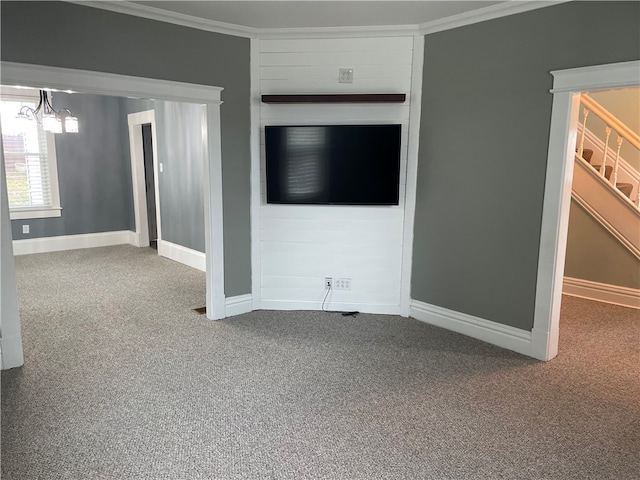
[578,106,589,158]
[601,126,611,179]
[612,135,623,186]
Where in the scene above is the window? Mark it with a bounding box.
[1,88,61,220]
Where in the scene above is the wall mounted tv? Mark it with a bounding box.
[265,124,402,205]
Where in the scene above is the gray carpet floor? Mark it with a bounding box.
[2,245,639,479]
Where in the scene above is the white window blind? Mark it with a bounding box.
[1,96,58,214]
[0,86,61,220]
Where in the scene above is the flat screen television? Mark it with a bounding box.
[265,124,401,205]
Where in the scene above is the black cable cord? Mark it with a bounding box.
[321,286,359,317]
[321,284,331,312]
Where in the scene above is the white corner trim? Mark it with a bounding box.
[68,0,257,38]
[225,294,253,317]
[157,240,206,272]
[203,103,226,322]
[250,38,262,311]
[410,300,535,358]
[0,62,222,104]
[12,230,136,256]
[399,34,424,318]
[420,0,571,34]
[563,277,640,310]
[551,60,640,94]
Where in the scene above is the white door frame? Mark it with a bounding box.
[0,62,227,370]
[128,110,161,248]
[531,60,640,361]
[0,128,24,369]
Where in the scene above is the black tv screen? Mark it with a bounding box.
[265,124,401,205]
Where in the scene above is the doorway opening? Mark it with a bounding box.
[564,87,639,300]
[1,62,226,369]
[128,110,161,250]
[142,124,157,250]
[532,60,640,361]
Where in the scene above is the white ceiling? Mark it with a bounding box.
[129,1,507,29]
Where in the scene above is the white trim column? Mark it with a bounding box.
[532,90,579,361]
[204,102,226,320]
[128,110,161,248]
[399,34,424,317]
[0,128,24,370]
[250,38,262,311]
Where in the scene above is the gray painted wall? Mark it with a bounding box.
[154,101,206,252]
[412,1,640,330]
[10,93,135,239]
[120,98,207,253]
[564,200,640,289]
[1,1,251,296]
[10,93,210,254]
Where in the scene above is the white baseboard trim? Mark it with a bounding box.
[259,299,401,316]
[157,240,206,272]
[226,294,253,317]
[409,300,533,358]
[563,277,640,309]
[12,230,136,256]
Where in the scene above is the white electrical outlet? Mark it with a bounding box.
[22,225,29,234]
[338,68,353,83]
[334,278,351,290]
[325,277,332,289]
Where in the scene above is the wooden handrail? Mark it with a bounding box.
[580,94,640,151]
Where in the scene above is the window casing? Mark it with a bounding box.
[1,88,61,220]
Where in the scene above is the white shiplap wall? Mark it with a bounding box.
[255,36,419,314]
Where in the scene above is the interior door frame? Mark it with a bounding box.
[128,110,161,248]
[0,61,226,368]
[531,60,640,361]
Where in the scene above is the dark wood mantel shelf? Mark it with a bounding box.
[261,93,406,104]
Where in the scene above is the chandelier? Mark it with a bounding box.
[16,90,79,134]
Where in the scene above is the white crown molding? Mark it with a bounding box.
[419,0,571,34]
[258,24,421,39]
[68,0,258,38]
[66,0,568,40]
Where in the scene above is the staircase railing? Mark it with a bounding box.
[577,94,640,211]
